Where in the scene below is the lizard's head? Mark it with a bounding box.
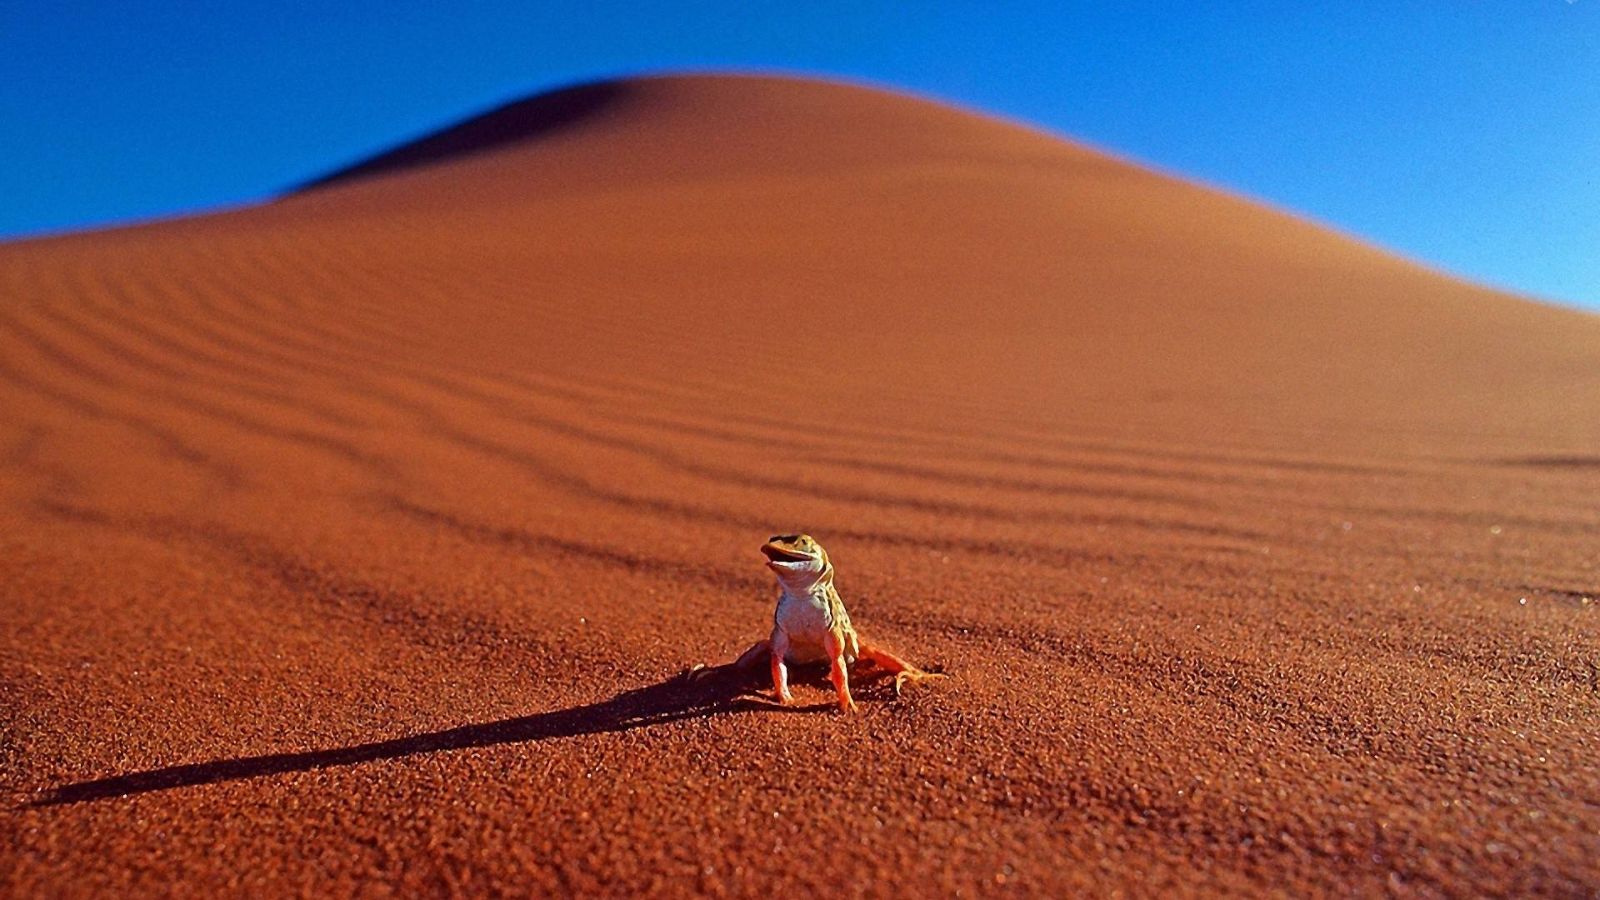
[761,533,831,587]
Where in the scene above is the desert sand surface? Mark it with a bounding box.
[2,74,1597,896]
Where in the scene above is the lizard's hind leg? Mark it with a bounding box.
[856,642,946,696]
[731,639,771,670]
[685,639,769,683]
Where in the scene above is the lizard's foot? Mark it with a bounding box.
[838,695,859,714]
[892,669,947,697]
[774,689,796,705]
[683,662,743,683]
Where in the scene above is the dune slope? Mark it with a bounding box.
[2,74,1597,896]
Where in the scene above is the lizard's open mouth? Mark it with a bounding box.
[761,543,815,566]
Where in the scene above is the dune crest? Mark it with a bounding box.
[293,80,635,192]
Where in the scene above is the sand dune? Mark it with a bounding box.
[2,74,1597,895]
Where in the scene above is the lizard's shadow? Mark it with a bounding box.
[31,661,900,807]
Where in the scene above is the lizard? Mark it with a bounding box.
[718,533,944,712]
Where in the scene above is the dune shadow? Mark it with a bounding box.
[291,80,632,193]
[31,662,889,807]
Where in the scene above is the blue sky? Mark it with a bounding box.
[3,2,1596,309]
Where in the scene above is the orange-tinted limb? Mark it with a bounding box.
[825,631,858,713]
[857,642,946,696]
[770,630,794,705]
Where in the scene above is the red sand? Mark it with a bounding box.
[2,75,1597,896]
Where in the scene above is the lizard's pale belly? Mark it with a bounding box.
[773,589,855,664]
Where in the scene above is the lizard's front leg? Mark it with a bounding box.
[769,629,794,705]
[824,631,858,713]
